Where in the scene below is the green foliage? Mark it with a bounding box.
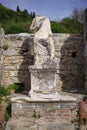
[38,113,42,118]
[61,17,83,34]
[0,85,9,97]
[7,83,24,93]
[32,110,42,118]
[6,101,11,118]
[21,9,30,21]
[4,111,10,121]
[0,97,2,104]
[0,4,21,22]
[0,4,33,34]
[33,111,37,118]
[30,11,36,18]
[51,17,83,34]
[5,101,11,121]
[0,4,83,34]
[5,22,32,34]
[51,21,69,33]
[7,84,16,90]
[16,5,21,12]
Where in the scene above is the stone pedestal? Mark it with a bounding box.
[5,94,77,130]
[29,63,57,99]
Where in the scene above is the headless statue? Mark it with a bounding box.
[30,16,55,64]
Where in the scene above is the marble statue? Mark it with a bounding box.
[30,15,55,64]
[29,16,57,98]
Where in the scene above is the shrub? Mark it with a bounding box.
[0,85,9,97]
[5,101,11,121]
[51,22,68,33]
[5,22,31,34]
[7,83,24,93]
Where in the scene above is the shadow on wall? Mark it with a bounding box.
[17,36,34,92]
[17,34,85,94]
[58,34,85,93]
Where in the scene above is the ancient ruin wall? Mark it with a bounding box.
[54,34,85,92]
[0,28,5,84]
[2,33,85,92]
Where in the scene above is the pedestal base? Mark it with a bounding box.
[29,64,57,99]
[6,94,77,130]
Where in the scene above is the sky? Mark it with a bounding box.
[0,0,87,20]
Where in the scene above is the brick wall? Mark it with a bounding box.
[9,101,78,130]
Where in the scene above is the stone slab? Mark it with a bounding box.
[11,94,77,102]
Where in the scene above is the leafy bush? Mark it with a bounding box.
[5,22,32,34]
[5,24,26,34]
[5,101,11,121]
[7,83,24,93]
[51,22,69,33]
[0,85,9,97]
[61,17,83,34]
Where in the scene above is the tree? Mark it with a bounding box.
[71,8,84,23]
[32,12,36,18]
[30,12,32,17]
[30,11,36,18]
[21,9,29,21]
[51,21,68,33]
[16,5,21,12]
[61,16,83,33]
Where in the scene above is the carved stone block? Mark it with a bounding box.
[29,64,57,98]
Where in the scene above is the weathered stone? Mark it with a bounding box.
[11,77,20,83]
[10,56,19,63]
[5,33,29,41]
[9,71,18,77]
[29,64,57,98]
[1,33,84,92]
[30,16,55,64]
[3,49,17,56]
[3,57,11,64]
[17,64,28,70]
[29,125,37,130]
[17,42,23,48]
[4,66,16,70]
[56,80,63,92]
[5,97,77,130]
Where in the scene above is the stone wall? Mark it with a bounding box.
[6,100,78,130]
[2,34,33,90]
[0,28,4,83]
[1,33,85,92]
[83,20,87,91]
[54,34,85,92]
